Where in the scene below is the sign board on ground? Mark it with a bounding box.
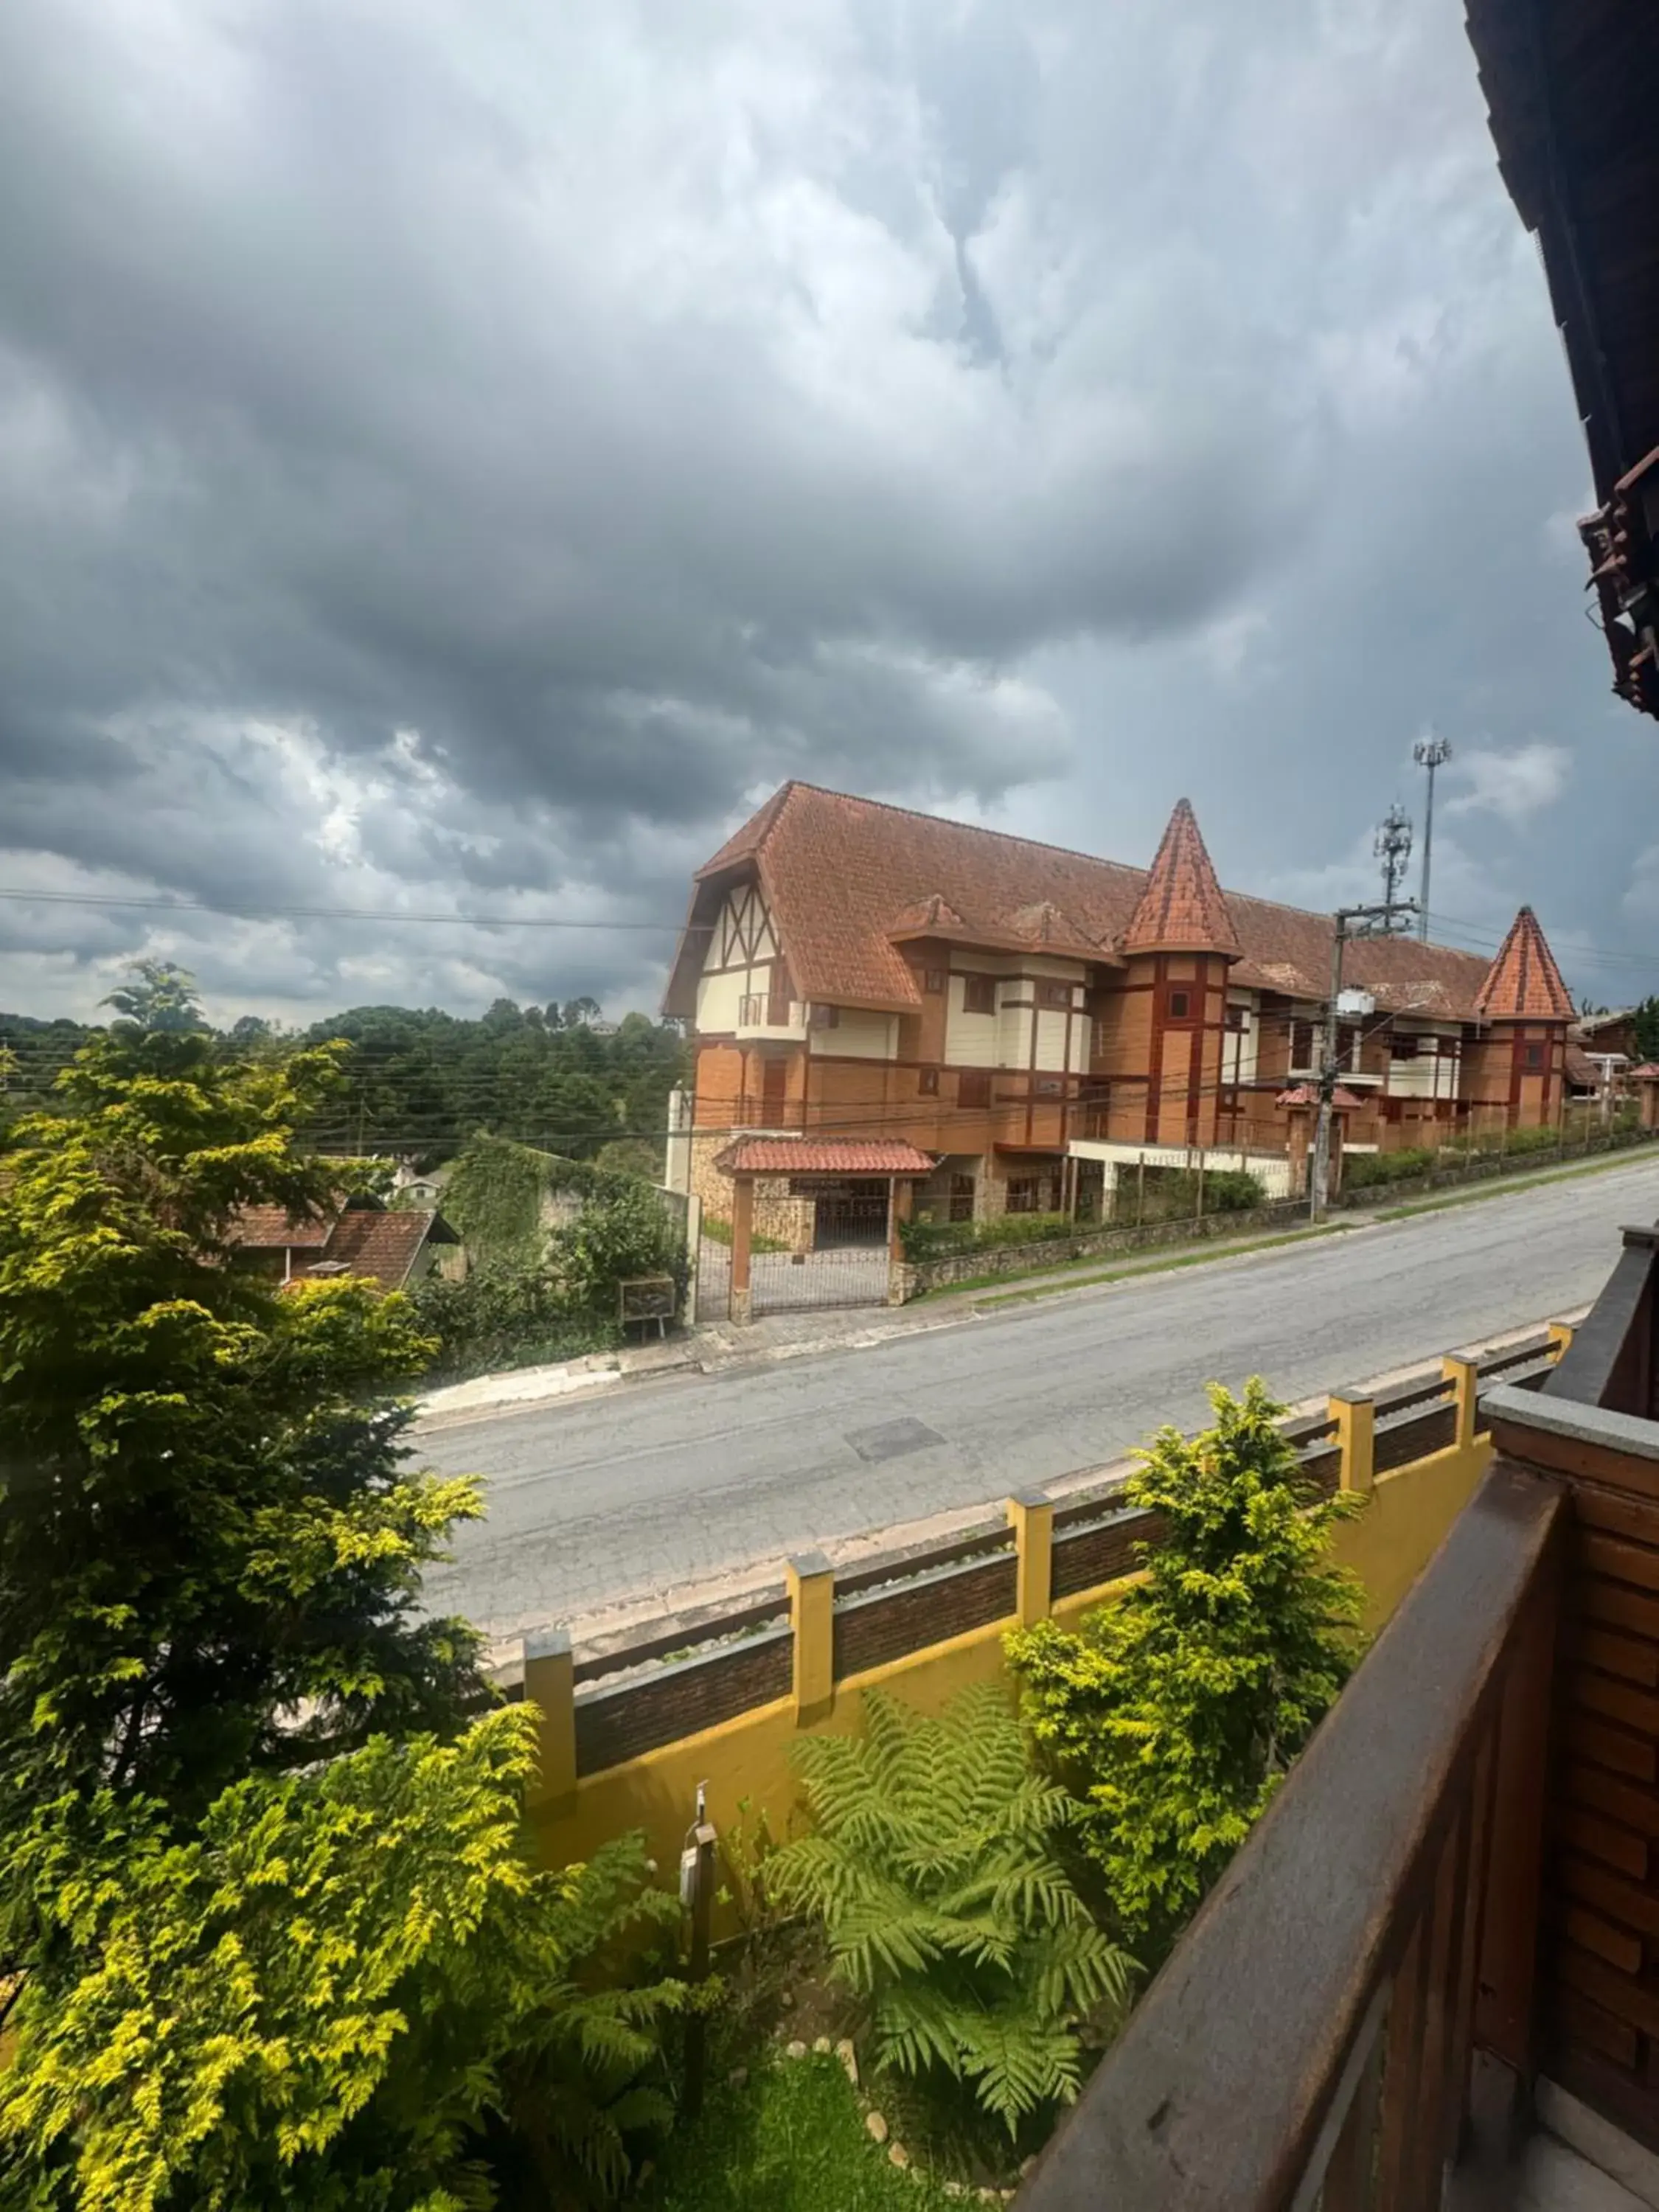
[619,1275,677,1325]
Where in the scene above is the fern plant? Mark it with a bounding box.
[768,1687,1133,2137]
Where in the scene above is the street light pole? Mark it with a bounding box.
[1310,915,1347,1224]
[1310,900,1419,1223]
[1413,735,1453,942]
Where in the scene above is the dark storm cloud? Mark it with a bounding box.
[0,0,1646,1021]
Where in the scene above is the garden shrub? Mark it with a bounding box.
[1339,1144,1440,1190]
[1009,1379,1366,1958]
[900,1211,1073,1263]
[767,1686,1133,2138]
[407,1259,619,1382]
[554,1178,689,1316]
[1,1712,686,2211]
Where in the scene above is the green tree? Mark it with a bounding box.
[1632,995,1659,1064]
[0,975,685,2206]
[768,1687,1133,2138]
[0,975,484,1848]
[100,958,211,1036]
[1008,1380,1366,1955]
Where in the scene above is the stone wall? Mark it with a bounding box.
[686,1130,815,1251]
[899,1197,1309,1298]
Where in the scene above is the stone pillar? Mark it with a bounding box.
[1007,1489,1054,1628]
[523,1627,577,1818]
[787,1551,835,1726]
[1441,1353,1481,1453]
[1329,1389,1376,1496]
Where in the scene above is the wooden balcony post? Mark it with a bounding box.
[787,1551,835,1727]
[1329,1390,1376,1495]
[1008,1488,1054,1628]
[1443,1353,1481,1452]
[523,1627,578,1818]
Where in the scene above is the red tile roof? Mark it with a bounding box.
[1276,1083,1366,1108]
[714,1138,936,1176]
[1565,1046,1602,1088]
[1473,907,1575,1023]
[224,1198,453,1290]
[1120,799,1241,958]
[666,783,1497,1020]
[307,1207,443,1291]
[224,1204,336,1250]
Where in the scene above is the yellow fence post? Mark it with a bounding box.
[787,1551,835,1727]
[1547,1318,1576,1361]
[1007,1489,1054,1628]
[1441,1354,1481,1453]
[523,1627,578,1818]
[1329,1390,1376,1497]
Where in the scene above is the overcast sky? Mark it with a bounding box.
[2,0,1654,1028]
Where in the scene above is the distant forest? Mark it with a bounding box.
[0,995,689,1174]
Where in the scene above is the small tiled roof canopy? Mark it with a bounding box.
[714,1138,936,1176]
[665,783,1496,1020]
[1276,1084,1366,1110]
[1473,907,1576,1023]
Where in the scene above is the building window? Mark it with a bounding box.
[1523,1041,1545,1069]
[1168,990,1191,1019]
[918,1068,939,1096]
[1389,1034,1420,1060]
[809,1003,839,1029]
[958,1069,992,1108]
[924,968,946,995]
[962,974,997,1015]
[949,1173,975,1222]
[1225,1004,1249,1033]
[1290,1019,1317,1069]
[1036,981,1073,1010]
[1035,1074,1063,1097]
[1006,1175,1040,1214]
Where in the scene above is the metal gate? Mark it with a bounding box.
[812,1180,890,1248]
[749,1245,894,1315]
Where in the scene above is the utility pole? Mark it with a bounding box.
[1374,803,1413,926]
[1310,899,1419,1222]
[1413,734,1453,942]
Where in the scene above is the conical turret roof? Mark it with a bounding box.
[1474,906,1574,1022]
[1119,799,1241,958]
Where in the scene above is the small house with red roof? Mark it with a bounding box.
[224,1194,460,1293]
[664,783,1578,1243]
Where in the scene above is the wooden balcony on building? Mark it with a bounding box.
[734,992,808,1040]
[1016,1219,1659,2211]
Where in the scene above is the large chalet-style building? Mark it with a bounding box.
[664,783,1579,1247]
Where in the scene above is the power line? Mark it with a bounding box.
[0,886,703,932]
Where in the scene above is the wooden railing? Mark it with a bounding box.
[1016,1461,1564,2211]
[1018,1214,1659,2207]
[1549,1222,1659,1419]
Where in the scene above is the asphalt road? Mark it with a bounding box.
[419,1159,1659,1641]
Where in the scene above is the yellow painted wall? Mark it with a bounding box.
[528,1427,1497,1881]
[1329,1431,1493,1633]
